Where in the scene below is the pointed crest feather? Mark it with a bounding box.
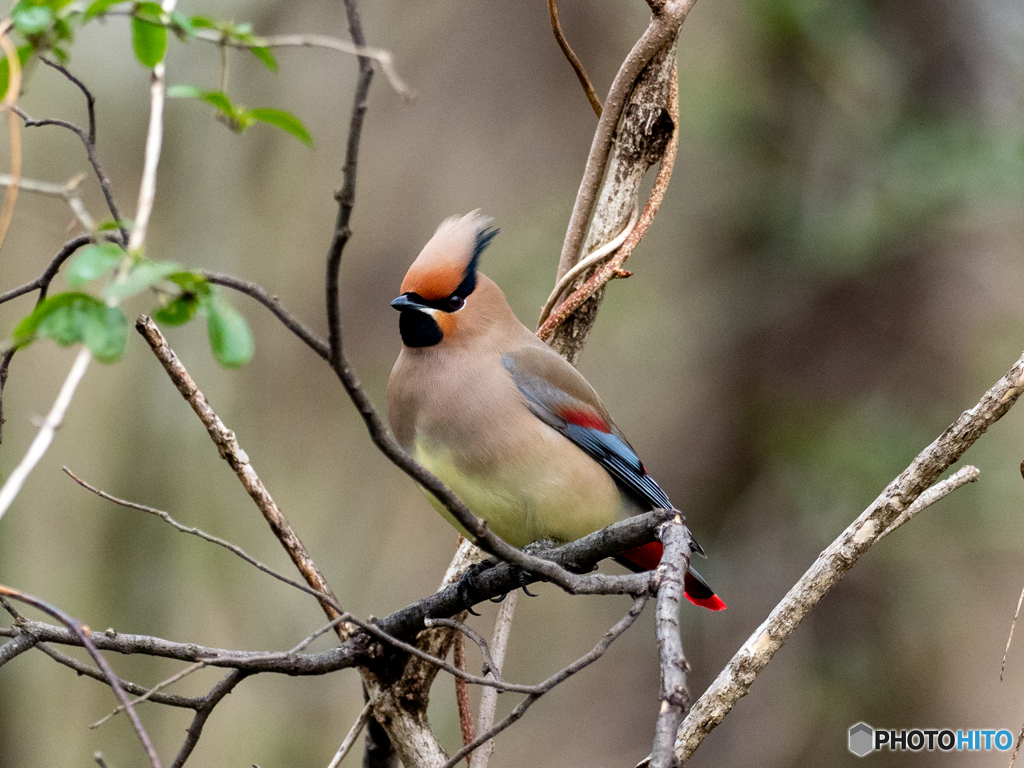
[401,211,499,299]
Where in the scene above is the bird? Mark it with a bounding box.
[386,211,725,611]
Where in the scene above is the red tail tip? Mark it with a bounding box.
[686,593,727,611]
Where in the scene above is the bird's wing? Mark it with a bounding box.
[500,345,672,511]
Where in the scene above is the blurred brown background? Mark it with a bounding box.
[2,0,1024,765]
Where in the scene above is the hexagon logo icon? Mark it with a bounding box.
[849,722,874,757]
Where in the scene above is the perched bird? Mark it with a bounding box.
[387,212,725,610]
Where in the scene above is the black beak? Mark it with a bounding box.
[390,293,423,312]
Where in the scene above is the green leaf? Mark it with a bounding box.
[199,90,233,114]
[249,108,313,148]
[230,22,252,36]
[104,259,182,300]
[166,83,203,99]
[168,10,194,39]
[188,15,217,30]
[0,46,33,102]
[167,270,211,296]
[132,2,167,68]
[81,304,128,362]
[96,217,133,232]
[84,0,124,20]
[67,242,124,286]
[203,295,253,368]
[12,292,127,363]
[167,85,234,115]
[153,293,198,325]
[248,45,276,71]
[12,2,53,35]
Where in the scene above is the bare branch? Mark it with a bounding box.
[539,66,679,342]
[441,595,648,768]
[454,630,475,761]
[423,618,498,677]
[327,701,374,768]
[0,346,93,522]
[0,585,163,768]
[664,352,1024,765]
[14,106,127,244]
[0,234,98,306]
[649,516,692,768]
[547,0,602,117]
[38,57,97,145]
[135,315,352,638]
[0,632,37,666]
[202,271,330,360]
[557,0,696,282]
[63,466,333,604]
[170,669,249,768]
[876,464,979,541]
[469,592,518,768]
[192,29,412,99]
[127,0,178,255]
[34,642,201,708]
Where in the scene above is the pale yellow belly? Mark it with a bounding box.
[413,433,630,547]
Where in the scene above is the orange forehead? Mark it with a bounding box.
[400,255,465,300]
[400,213,486,299]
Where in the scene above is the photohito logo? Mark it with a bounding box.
[848,723,1015,756]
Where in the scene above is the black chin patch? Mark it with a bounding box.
[399,310,443,348]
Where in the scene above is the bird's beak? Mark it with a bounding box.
[391,294,423,312]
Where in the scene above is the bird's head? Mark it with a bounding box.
[392,211,500,348]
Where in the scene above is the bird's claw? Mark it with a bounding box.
[457,560,496,615]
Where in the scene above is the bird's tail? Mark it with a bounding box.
[616,542,726,611]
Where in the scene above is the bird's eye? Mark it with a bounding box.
[448,295,465,311]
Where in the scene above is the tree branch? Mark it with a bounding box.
[135,315,352,638]
[547,0,602,117]
[657,353,1024,765]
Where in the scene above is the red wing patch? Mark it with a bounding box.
[557,407,612,433]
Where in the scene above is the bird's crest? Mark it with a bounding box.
[401,211,498,300]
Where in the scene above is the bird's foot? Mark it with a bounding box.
[456,560,495,615]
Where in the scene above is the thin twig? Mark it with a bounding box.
[0,172,95,230]
[128,1,178,254]
[170,669,249,768]
[664,353,1024,765]
[0,585,163,768]
[91,660,208,729]
[538,203,637,327]
[327,701,374,768]
[202,271,330,360]
[541,63,679,344]
[0,234,98,305]
[441,596,648,768]
[876,464,980,541]
[557,0,697,281]
[38,57,97,145]
[0,22,22,254]
[1002,571,1024,682]
[0,346,93,522]
[454,630,475,763]
[547,0,602,117]
[135,315,352,639]
[469,591,518,768]
[14,107,127,244]
[424,618,498,677]
[34,642,200,707]
[63,466,333,603]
